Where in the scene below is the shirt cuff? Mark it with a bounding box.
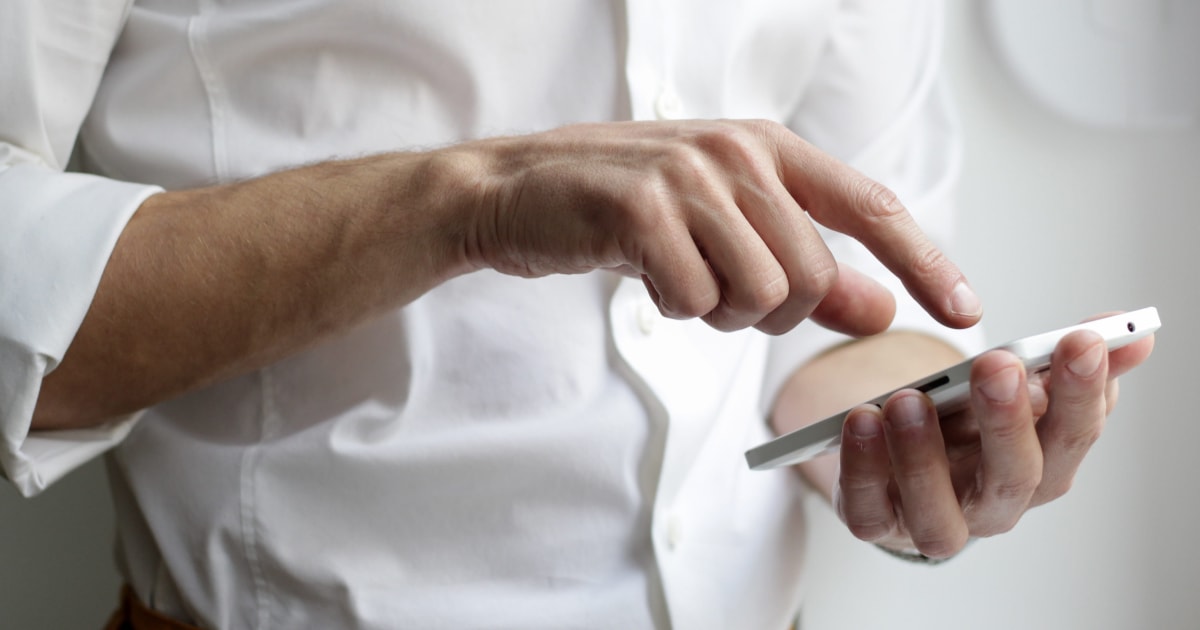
[0,163,162,497]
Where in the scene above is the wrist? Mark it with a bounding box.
[359,148,489,283]
[408,142,510,276]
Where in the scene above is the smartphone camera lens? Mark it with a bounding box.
[1127,322,1136,333]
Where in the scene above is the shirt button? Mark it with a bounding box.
[666,513,684,550]
[636,302,658,335]
[654,88,684,120]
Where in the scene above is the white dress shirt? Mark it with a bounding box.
[0,1,982,628]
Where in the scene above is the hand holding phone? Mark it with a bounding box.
[745,307,1161,471]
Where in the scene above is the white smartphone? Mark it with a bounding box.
[745,307,1161,471]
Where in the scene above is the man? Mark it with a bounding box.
[0,1,1153,628]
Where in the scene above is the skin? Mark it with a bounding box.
[33,119,977,429]
[30,117,1154,557]
[774,326,1155,558]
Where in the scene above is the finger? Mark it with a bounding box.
[969,350,1042,536]
[1032,330,1109,506]
[1075,311,1155,379]
[640,221,721,320]
[686,199,791,331]
[882,391,970,558]
[1108,335,1154,379]
[730,175,891,336]
[806,263,897,337]
[773,134,981,329]
[608,263,641,278]
[732,180,840,335]
[1070,310,1152,418]
[1027,371,1050,419]
[835,406,898,542]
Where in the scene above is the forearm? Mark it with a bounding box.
[33,151,479,430]
[771,330,966,502]
[31,118,980,432]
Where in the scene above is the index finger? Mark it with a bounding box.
[774,133,982,329]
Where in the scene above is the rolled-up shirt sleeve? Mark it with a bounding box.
[761,0,986,415]
[1,0,162,496]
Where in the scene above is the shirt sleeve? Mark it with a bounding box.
[1,0,163,497]
[760,0,987,415]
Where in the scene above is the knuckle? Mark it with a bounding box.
[1039,476,1075,503]
[892,462,943,486]
[996,514,1023,535]
[972,515,1020,538]
[852,179,906,222]
[693,126,759,168]
[986,412,1033,443]
[1055,423,1105,455]
[744,118,784,136]
[702,305,748,332]
[847,519,893,543]
[754,314,800,337]
[666,290,719,320]
[811,256,840,293]
[741,119,787,149]
[840,469,883,493]
[665,143,712,179]
[909,244,950,278]
[1057,373,1108,406]
[789,256,838,306]
[990,476,1041,503]
[912,531,969,560]
[743,272,789,314]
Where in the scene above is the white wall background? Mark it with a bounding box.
[0,460,118,627]
[803,2,1200,629]
[1,2,1197,629]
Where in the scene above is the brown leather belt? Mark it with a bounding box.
[104,586,203,630]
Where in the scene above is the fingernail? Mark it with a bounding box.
[848,410,881,439]
[1067,343,1105,377]
[889,394,929,428]
[978,367,1019,403]
[950,280,982,318]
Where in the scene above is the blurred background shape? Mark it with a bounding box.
[987,0,1200,128]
